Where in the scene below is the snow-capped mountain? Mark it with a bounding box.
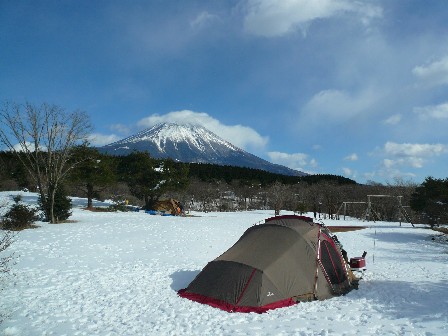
[98,123,306,176]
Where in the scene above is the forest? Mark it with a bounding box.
[1,149,447,226]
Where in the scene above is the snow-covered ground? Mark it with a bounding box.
[1,191,447,336]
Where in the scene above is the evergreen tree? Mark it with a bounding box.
[118,153,189,210]
[410,177,448,225]
[69,146,117,208]
[38,185,72,223]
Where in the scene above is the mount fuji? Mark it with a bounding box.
[98,123,306,176]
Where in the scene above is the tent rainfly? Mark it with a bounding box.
[178,215,358,313]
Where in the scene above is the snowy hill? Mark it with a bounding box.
[1,191,447,335]
[98,123,306,176]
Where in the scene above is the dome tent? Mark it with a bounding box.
[178,215,357,313]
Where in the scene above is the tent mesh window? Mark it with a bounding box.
[319,240,347,285]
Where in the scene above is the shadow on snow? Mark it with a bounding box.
[365,231,430,244]
[354,279,448,323]
[170,270,200,291]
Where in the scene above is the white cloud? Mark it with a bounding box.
[383,114,402,125]
[384,142,447,158]
[342,167,356,179]
[382,158,395,169]
[376,142,448,169]
[190,11,220,28]
[382,157,423,169]
[110,123,132,135]
[243,0,382,37]
[364,166,416,183]
[11,141,46,152]
[12,142,28,152]
[344,153,358,161]
[413,56,448,86]
[302,88,377,123]
[267,151,314,172]
[414,102,448,120]
[88,133,121,146]
[362,171,376,182]
[137,110,268,150]
[365,141,448,183]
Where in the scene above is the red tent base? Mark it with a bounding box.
[178,289,297,314]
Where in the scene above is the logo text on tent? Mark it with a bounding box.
[267,292,274,297]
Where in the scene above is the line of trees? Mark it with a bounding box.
[0,147,425,223]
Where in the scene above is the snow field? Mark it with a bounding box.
[0,191,447,335]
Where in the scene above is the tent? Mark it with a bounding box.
[153,198,184,216]
[178,215,357,313]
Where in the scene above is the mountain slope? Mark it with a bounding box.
[98,123,306,176]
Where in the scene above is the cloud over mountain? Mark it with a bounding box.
[137,110,269,151]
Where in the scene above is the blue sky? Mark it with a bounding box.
[1,0,448,184]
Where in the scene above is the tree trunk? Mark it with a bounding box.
[38,188,50,222]
[86,183,94,208]
[275,204,280,216]
[49,185,57,223]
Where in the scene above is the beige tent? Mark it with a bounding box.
[179,215,357,313]
[153,198,183,215]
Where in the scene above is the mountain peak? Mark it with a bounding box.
[109,122,240,154]
[99,122,306,176]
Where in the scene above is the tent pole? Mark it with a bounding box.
[313,227,322,299]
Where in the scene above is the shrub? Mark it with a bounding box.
[0,230,15,273]
[107,203,130,212]
[1,195,39,231]
[1,230,16,324]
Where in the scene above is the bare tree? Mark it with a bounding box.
[268,181,290,216]
[0,230,15,325]
[0,230,15,275]
[186,178,222,212]
[319,182,341,219]
[0,102,92,223]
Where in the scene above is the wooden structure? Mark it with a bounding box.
[337,195,413,226]
[363,195,413,227]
